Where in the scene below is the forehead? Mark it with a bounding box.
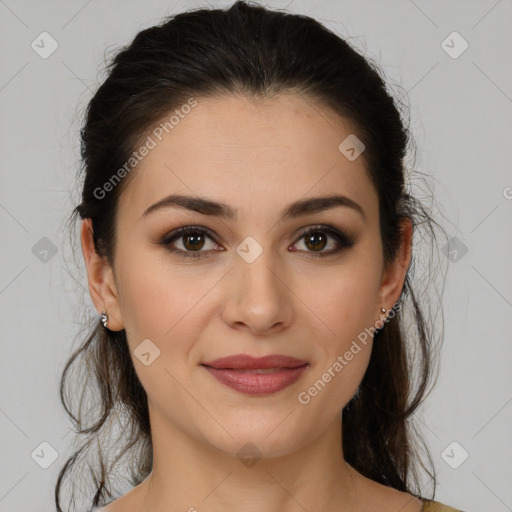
[118,93,377,223]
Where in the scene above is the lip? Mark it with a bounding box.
[201,354,309,395]
[202,354,308,370]
[202,365,309,395]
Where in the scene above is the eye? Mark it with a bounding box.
[159,226,221,259]
[291,224,355,258]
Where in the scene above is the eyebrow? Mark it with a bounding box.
[141,193,365,222]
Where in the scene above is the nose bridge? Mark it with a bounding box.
[223,236,292,332]
[236,239,277,292]
[235,236,282,301]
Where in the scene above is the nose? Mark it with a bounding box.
[221,248,294,336]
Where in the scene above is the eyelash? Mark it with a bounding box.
[159,224,355,259]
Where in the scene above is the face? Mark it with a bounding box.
[82,93,411,459]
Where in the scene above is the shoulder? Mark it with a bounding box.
[421,499,466,512]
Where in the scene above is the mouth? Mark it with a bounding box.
[200,363,309,395]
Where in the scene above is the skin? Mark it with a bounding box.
[81,93,421,512]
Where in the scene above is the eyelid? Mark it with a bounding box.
[295,224,355,245]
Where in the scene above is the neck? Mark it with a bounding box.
[138,408,360,512]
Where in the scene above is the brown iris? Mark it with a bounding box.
[304,231,327,252]
[183,232,206,251]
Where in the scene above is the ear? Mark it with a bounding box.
[377,217,413,317]
[80,218,124,331]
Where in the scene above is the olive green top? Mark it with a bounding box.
[421,499,464,511]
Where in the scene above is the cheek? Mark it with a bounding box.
[297,261,381,342]
[292,261,380,404]
[116,247,220,356]
[116,258,170,342]
[296,288,376,418]
[295,317,373,426]
[114,251,212,406]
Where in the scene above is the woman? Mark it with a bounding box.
[55,1,463,511]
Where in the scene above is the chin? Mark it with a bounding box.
[201,418,311,462]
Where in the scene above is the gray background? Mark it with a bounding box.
[1,1,511,511]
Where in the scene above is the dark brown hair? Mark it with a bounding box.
[56,1,448,510]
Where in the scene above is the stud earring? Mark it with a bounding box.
[375,307,388,334]
[100,310,109,329]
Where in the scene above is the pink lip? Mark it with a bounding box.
[201,354,309,395]
[202,365,309,395]
[202,354,308,370]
